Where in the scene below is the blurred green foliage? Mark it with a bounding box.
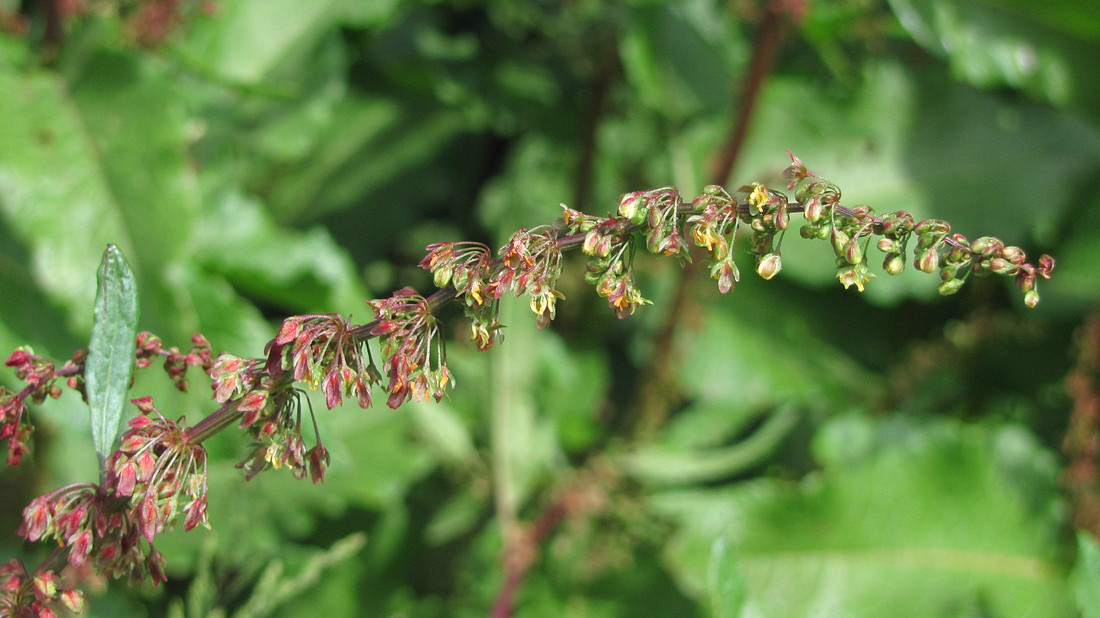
[2,0,1099,616]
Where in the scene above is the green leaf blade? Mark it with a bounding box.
[85,244,139,467]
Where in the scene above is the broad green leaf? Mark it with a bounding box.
[85,245,139,466]
[264,97,467,224]
[172,0,344,86]
[618,2,747,121]
[622,406,800,485]
[195,190,368,316]
[888,0,1100,114]
[653,416,1071,616]
[0,69,132,334]
[708,536,747,618]
[1073,532,1100,617]
[673,289,877,409]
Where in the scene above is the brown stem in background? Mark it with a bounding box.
[630,0,799,438]
[1063,310,1100,538]
[488,498,569,618]
[43,0,62,54]
[488,475,606,618]
[573,48,621,214]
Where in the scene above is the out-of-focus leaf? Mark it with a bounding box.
[652,416,1071,616]
[478,134,576,233]
[85,245,139,466]
[409,401,478,465]
[195,190,368,316]
[622,406,800,485]
[425,485,488,547]
[486,299,562,510]
[232,532,366,618]
[618,2,747,121]
[0,69,132,333]
[708,536,747,618]
[673,291,876,408]
[532,333,609,453]
[172,0,345,87]
[264,97,466,224]
[1073,532,1100,617]
[65,50,200,273]
[888,0,1100,113]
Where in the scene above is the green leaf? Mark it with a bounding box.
[85,245,139,467]
[707,536,747,618]
[652,416,1072,616]
[1073,532,1100,617]
[888,0,1100,113]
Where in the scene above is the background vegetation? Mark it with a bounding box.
[2,0,1100,615]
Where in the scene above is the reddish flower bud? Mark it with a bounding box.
[308,445,330,484]
[323,371,342,409]
[117,461,138,496]
[370,320,400,336]
[22,499,50,542]
[69,530,92,567]
[184,496,208,532]
[136,450,156,479]
[237,391,267,413]
[1038,254,1055,279]
[131,397,156,416]
[139,499,160,544]
[34,570,59,599]
[4,349,30,368]
[275,319,301,346]
[61,589,86,614]
[239,409,261,428]
[354,377,372,409]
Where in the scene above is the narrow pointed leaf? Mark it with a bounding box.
[85,244,139,467]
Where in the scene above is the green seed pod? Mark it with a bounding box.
[938,278,965,295]
[845,239,863,265]
[884,254,905,275]
[877,238,898,254]
[831,230,850,257]
[804,198,823,223]
[917,249,939,274]
[756,253,782,280]
[939,264,957,281]
[452,268,469,290]
[582,230,600,255]
[433,264,453,288]
[1024,289,1040,308]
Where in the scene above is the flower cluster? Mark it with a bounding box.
[739,182,791,280]
[420,242,501,350]
[135,331,213,391]
[369,288,453,408]
[2,348,82,465]
[20,481,167,588]
[0,558,85,617]
[489,226,564,328]
[104,397,209,537]
[214,330,333,483]
[782,152,1055,302]
[561,197,652,319]
[685,185,742,293]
